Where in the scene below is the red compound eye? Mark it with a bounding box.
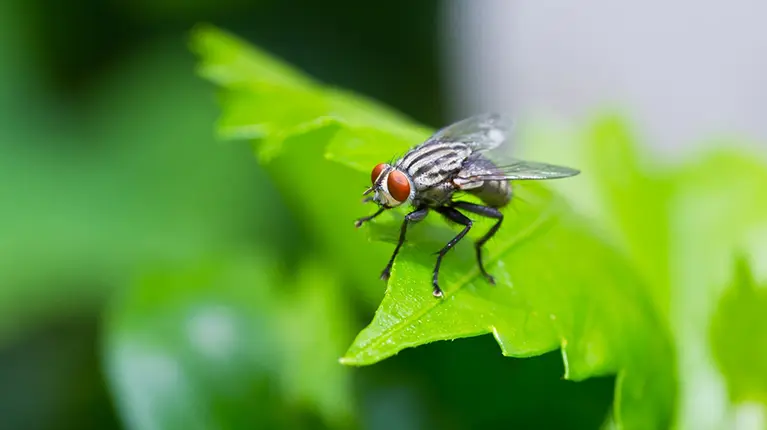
[387,170,411,202]
[371,163,387,184]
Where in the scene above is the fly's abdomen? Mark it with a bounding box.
[455,154,512,208]
[468,180,512,208]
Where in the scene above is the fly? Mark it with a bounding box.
[355,113,580,298]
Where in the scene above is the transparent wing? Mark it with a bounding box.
[454,158,580,189]
[472,159,580,181]
[428,113,580,182]
[428,112,515,152]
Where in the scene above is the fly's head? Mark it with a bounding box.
[363,163,414,208]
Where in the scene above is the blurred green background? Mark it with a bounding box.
[6,1,757,429]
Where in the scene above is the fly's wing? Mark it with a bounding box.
[468,159,580,181]
[427,113,580,184]
[452,157,580,189]
[428,113,514,153]
[395,112,515,171]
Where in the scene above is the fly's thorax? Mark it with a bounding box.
[398,141,472,190]
[412,182,457,207]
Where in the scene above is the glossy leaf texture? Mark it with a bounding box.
[190,23,431,166]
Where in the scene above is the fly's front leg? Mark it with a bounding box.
[432,206,473,298]
[355,206,386,228]
[451,201,503,285]
[380,207,429,281]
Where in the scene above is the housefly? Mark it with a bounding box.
[355,113,580,298]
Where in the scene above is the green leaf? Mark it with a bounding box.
[190,25,677,429]
[191,23,317,90]
[189,24,431,165]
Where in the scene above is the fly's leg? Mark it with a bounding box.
[432,206,473,298]
[451,201,503,285]
[380,207,429,281]
[355,206,386,228]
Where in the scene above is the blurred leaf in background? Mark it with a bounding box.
[0,0,290,427]
[671,147,767,429]
[710,256,767,406]
[522,117,767,430]
[0,37,284,343]
[105,253,358,430]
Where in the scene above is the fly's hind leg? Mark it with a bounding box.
[451,201,503,285]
